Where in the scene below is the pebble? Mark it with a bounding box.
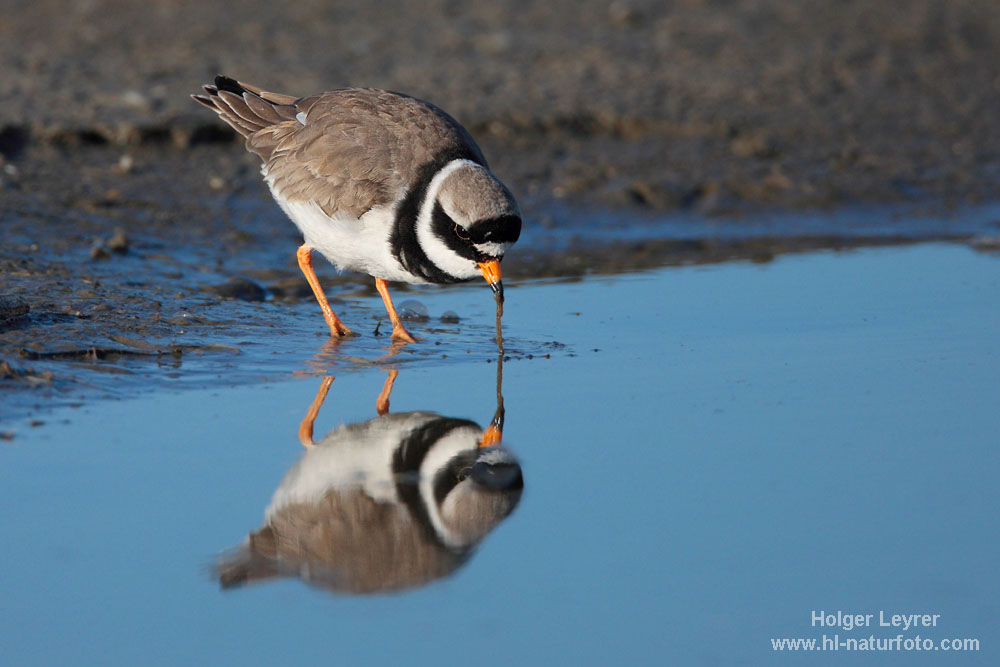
[164,312,205,326]
[108,228,129,253]
[114,154,135,174]
[608,1,643,27]
[206,277,266,302]
[267,278,313,300]
[90,243,111,261]
[0,296,30,323]
[397,299,429,322]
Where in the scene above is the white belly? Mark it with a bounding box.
[269,190,428,285]
[265,412,440,519]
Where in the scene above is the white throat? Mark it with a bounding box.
[417,426,484,549]
[415,159,482,281]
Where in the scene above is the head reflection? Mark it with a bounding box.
[217,362,522,595]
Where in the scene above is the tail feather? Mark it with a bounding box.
[217,90,269,132]
[235,79,299,106]
[243,92,288,124]
[216,527,284,590]
[213,75,247,97]
[191,75,299,143]
[216,546,283,590]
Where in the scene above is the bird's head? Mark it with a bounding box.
[433,444,524,545]
[417,161,521,299]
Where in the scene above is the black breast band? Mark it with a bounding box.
[390,148,485,284]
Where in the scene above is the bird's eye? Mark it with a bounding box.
[453,223,470,241]
[457,467,472,481]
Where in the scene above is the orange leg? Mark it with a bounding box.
[297,245,353,337]
[374,278,417,343]
[376,369,399,416]
[299,376,334,447]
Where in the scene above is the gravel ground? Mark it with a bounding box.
[3,0,1000,208]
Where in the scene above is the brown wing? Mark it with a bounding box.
[216,489,464,594]
[259,89,486,218]
[193,77,486,218]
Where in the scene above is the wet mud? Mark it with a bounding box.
[3,141,1000,423]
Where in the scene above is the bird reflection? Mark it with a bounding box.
[216,358,521,595]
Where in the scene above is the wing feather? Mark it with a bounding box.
[194,79,487,218]
[261,89,486,218]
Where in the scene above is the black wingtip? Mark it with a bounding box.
[214,75,245,96]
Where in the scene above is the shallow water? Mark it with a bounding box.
[3,243,998,664]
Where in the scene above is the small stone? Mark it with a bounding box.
[165,312,205,326]
[970,236,1000,252]
[729,131,779,159]
[627,180,681,208]
[609,1,643,27]
[108,228,129,253]
[120,90,149,110]
[267,278,314,300]
[206,277,266,302]
[761,166,794,191]
[114,154,135,174]
[440,310,461,324]
[397,299,429,322]
[90,244,111,261]
[0,295,30,323]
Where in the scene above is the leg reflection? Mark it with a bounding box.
[376,369,399,416]
[298,376,334,448]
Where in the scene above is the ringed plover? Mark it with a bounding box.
[193,76,522,342]
[217,372,523,594]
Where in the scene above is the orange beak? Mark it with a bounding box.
[479,410,504,448]
[480,403,505,448]
[478,260,503,302]
[479,423,502,448]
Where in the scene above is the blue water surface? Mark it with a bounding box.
[2,243,998,665]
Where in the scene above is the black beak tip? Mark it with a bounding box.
[491,280,504,302]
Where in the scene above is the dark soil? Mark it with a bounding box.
[4,0,1000,209]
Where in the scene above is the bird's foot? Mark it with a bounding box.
[328,322,356,338]
[391,324,418,344]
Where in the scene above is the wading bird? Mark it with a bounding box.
[193,76,521,342]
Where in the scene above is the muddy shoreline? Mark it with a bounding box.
[5,0,1000,210]
[3,0,1000,423]
[3,141,995,426]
